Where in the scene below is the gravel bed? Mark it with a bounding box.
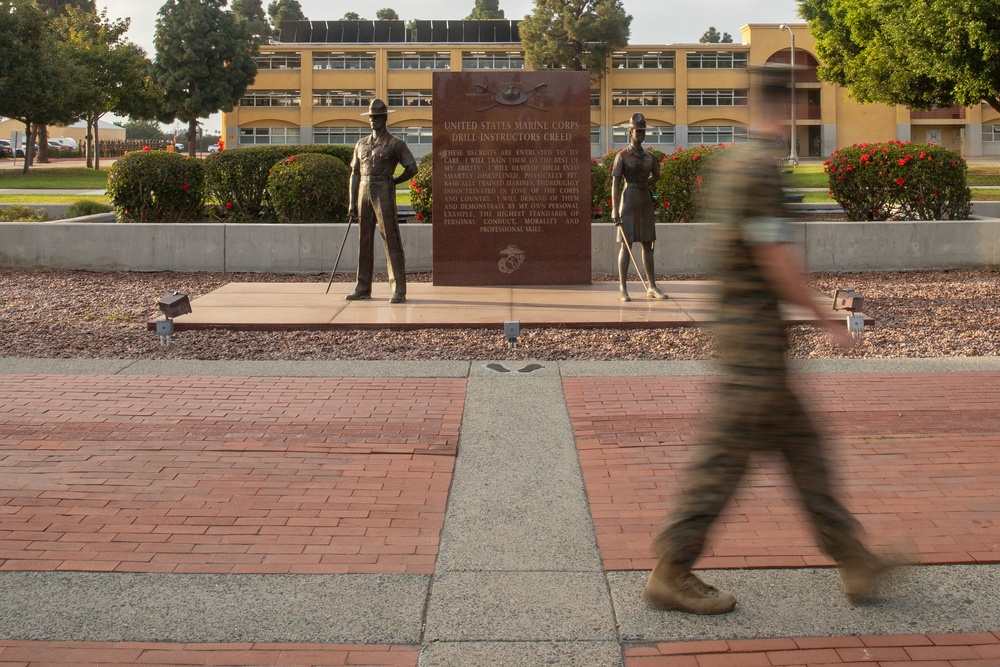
[1,268,998,361]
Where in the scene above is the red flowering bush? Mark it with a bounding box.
[409,154,433,223]
[107,150,205,223]
[266,153,350,223]
[591,151,615,220]
[656,144,733,222]
[826,141,971,220]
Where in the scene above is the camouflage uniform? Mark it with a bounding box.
[653,138,870,568]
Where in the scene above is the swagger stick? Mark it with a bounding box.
[325,214,357,294]
[618,227,651,293]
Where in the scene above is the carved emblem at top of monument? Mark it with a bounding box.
[473,83,549,112]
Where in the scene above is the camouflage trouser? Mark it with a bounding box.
[654,378,869,567]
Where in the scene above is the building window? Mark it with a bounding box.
[394,127,433,144]
[387,51,451,69]
[387,90,433,108]
[591,126,601,145]
[688,125,748,144]
[611,51,675,69]
[314,126,368,145]
[257,52,301,70]
[313,51,376,70]
[612,125,675,145]
[462,51,525,70]
[982,125,1000,142]
[687,89,748,106]
[611,89,675,106]
[239,127,301,145]
[591,90,601,107]
[686,51,749,69]
[239,90,301,107]
[313,90,374,108]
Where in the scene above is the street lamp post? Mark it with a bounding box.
[778,23,798,166]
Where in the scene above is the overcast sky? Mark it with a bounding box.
[97,0,802,134]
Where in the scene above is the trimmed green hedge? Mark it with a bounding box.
[205,144,354,222]
[266,153,350,223]
[107,150,205,223]
[826,142,971,220]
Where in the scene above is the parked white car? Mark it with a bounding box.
[51,137,78,150]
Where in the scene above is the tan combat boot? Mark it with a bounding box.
[839,553,904,603]
[644,560,736,615]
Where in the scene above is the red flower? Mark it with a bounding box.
[287,156,296,163]
[182,183,189,191]
[414,187,421,194]
[692,154,700,161]
[416,213,424,221]
[919,152,927,159]
[142,146,150,151]
[225,202,233,210]
[898,159,906,166]
[695,175,703,185]
[896,177,905,186]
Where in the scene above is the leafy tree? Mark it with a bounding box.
[799,0,1000,112]
[53,7,161,169]
[699,26,732,43]
[30,0,97,162]
[35,0,94,11]
[267,0,306,39]
[153,0,259,158]
[0,0,83,171]
[231,0,270,45]
[466,0,504,19]
[520,0,631,78]
[342,12,361,20]
[123,119,170,142]
[375,8,398,20]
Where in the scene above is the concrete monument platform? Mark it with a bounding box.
[148,280,870,332]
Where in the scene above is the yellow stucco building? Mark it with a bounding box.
[221,21,1000,159]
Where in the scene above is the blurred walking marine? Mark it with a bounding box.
[645,65,904,615]
[612,112,668,302]
[345,99,418,304]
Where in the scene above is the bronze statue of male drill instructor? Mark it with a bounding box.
[345,99,418,304]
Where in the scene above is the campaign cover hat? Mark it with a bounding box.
[361,99,395,116]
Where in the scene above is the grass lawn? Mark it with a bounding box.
[0,167,110,189]
[0,194,109,205]
[786,163,1000,188]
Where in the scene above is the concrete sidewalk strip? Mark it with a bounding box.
[0,572,428,644]
[609,565,1000,644]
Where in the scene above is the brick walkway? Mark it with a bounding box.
[624,632,1000,666]
[0,376,463,574]
[567,372,1000,572]
[1,365,998,666]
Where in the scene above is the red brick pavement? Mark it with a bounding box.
[566,372,1000,571]
[625,631,1000,666]
[0,376,463,574]
[0,641,418,666]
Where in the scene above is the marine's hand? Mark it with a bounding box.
[824,320,856,350]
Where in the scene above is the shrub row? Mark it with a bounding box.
[108,145,355,223]
[826,141,971,220]
[107,140,972,224]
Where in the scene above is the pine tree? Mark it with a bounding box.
[466,0,504,19]
[520,0,630,79]
[153,0,259,156]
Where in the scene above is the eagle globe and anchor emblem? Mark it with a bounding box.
[498,245,525,274]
